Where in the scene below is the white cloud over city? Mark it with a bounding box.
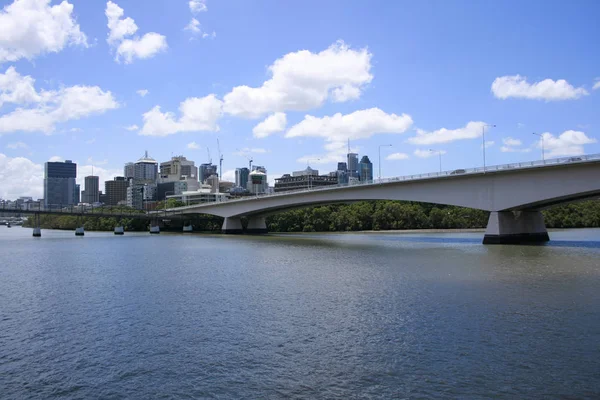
[0,0,88,64]
[407,121,488,145]
[0,67,118,134]
[491,75,588,101]
[105,1,167,64]
[223,41,373,118]
[140,94,223,136]
[253,112,287,138]
[538,130,596,158]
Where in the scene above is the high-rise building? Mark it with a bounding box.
[134,151,158,182]
[235,167,250,189]
[105,177,128,206]
[82,176,100,203]
[359,155,373,181]
[292,166,319,177]
[247,169,268,194]
[124,162,135,179]
[74,184,80,204]
[337,162,347,172]
[347,153,359,179]
[159,156,198,182]
[44,160,77,207]
[199,163,218,184]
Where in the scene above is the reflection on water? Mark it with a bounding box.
[0,226,599,398]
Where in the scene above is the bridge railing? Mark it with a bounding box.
[0,202,150,218]
[164,152,600,212]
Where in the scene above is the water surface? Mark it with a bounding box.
[1,227,599,398]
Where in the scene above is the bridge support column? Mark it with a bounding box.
[483,211,549,245]
[246,216,268,234]
[183,223,193,232]
[114,226,124,235]
[32,213,41,237]
[222,217,243,234]
[75,227,85,236]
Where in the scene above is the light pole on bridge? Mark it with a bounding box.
[532,132,545,163]
[378,144,392,180]
[307,159,320,190]
[482,124,496,171]
[429,149,443,173]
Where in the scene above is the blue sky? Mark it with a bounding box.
[0,0,599,199]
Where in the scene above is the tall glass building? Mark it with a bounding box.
[359,156,373,181]
[44,160,77,207]
[235,167,250,189]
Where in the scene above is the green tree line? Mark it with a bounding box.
[22,200,600,232]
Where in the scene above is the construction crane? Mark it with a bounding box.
[206,147,212,164]
[236,148,253,170]
[217,138,223,178]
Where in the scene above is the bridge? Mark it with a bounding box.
[165,154,600,244]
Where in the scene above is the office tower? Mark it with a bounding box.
[105,177,128,206]
[235,167,250,189]
[199,163,218,184]
[82,176,100,203]
[160,156,198,181]
[44,160,77,207]
[134,151,158,182]
[124,162,135,179]
[347,153,359,179]
[359,155,373,181]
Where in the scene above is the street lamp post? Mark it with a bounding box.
[532,132,545,162]
[378,144,392,180]
[429,149,442,173]
[482,124,496,171]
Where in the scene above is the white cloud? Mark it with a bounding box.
[189,0,207,13]
[125,124,139,131]
[386,152,409,160]
[187,141,200,150]
[0,153,44,199]
[202,31,216,39]
[407,121,488,145]
[502,137,522,147]
[289,108,411,165]
[286,108,412,142]
[49,155,63,162]
[500,137,530,153]
[500,146,530,153]
[414,149,446,158]
[0,0,88,64]
[221,169,235,183]
[234,147,267,156]
[0,66,44,107]
[0,68,118,134]
[593,79,600,91]
[252,112,286,138]
[185,18,201,34]
[140,94,223,136]
[6,141,28,149]
[491,75,588,101]
[223,41,373,118]
[105,1,167,64]
[538,130,596,158]
[136,89,149,97]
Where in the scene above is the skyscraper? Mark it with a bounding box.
[347,153,359,179]
[235,167,250,189]
[82,176,100,203]
[134,151,158,182]
[105,177,128,206]
[199,163,218,184]
[44,160,77,207]
[359,155,373,181]
[160,156,198,181]
[124,162,135,179]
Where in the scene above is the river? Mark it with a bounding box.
[1,226,599,399]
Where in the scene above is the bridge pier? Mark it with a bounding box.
[75,227,85,236]
[114,226,124,235]
[32,213,41,237]
[483,211,549,245]
[246,216,268,234]
[222,217,243,234]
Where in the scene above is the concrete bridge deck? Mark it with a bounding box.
[165,153,600,244]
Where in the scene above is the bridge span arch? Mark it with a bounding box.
[167,155,600,244]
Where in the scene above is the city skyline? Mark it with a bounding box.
[1,0,599,200]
